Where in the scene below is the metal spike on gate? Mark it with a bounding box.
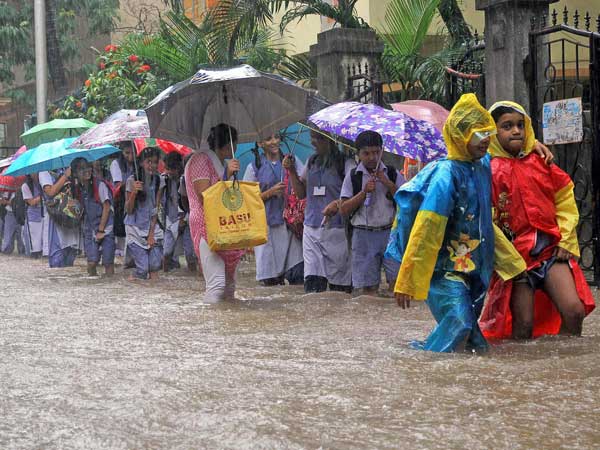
[530,16,536,30]
[574,10,579,28]
[365,62,369,77]
[585,12,591,31]
[541,14,547,29]
[552,9,558,26]
[563,6,568,25]
[597,14,600,32]
[474,29,479,43]
[352,64,356,77]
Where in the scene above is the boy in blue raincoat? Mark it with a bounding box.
[386,94,526,353]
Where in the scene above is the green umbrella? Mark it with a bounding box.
[20,118,97,148]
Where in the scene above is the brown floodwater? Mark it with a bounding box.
[1,254,599,449]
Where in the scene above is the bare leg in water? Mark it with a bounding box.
[543,262,585,336]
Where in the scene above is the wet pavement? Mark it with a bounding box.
[1,255,599,449]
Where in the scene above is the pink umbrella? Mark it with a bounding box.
[390,100,450,132]
[390,101,450,180]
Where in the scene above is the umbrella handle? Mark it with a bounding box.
[131,140,140,181]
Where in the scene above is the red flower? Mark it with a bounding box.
[75,101,82,108]
[137,64,151,73]
[99,62,106,70]
[104,44,118,53]
[84,79,91,87]
[128,54,139,63]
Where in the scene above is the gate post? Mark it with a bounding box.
[309,28,384,103]
[475,0,558,107]
[591,33,600,284]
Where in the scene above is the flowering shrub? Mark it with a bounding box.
[52,45,163,123]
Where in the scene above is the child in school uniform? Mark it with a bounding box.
[243,134,304,286]
[21,174,44,258]
[159,152,197,273]
[109,142,135,260]
[124,147,163,280]
[72,158,115,276]
[39,168,80,267]
[0,191,25,255]
[479,101,595,339]
[284,129,355,293]
[340,131,405,295]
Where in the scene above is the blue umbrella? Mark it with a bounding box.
[235,122,314,176]
[5,137,120,177]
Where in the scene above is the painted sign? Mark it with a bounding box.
[542,97,584,145]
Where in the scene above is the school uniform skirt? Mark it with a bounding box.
[303,225,351,286]
[254,223,303,281]
[23,219,44,254]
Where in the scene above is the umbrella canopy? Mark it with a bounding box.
[71,114,150,149]
[308,102,447,163]
[20,118,96,148]
[104,109,147,123]
[0,145,28,169]
[146,64,312,149]
[133,138,193,157]
[0,168,26,193]
[5,137,120,177]
[235,122,315,176]
[390,100,450,132]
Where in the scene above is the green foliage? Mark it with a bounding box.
[271,0,369,33]
[116,6,286,84]
[0,0,119,94]
[380,0,462,103]
[277,53,316,88]
[51,46,167,122]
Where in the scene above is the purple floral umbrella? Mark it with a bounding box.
[308,102,447,163]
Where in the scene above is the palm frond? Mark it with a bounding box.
[381,0,441,57]
[277,52,317,88]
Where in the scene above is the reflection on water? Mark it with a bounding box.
[1,255,599,449]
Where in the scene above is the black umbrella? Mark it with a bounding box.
[146,65,319,151]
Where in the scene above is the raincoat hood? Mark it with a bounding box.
[442,94,496,161]
[488,101,536,158]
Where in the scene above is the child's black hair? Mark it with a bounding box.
[164,151,183,170]
[207,123,238,151]
[355,130,383,150]
[491,106,524,123]
[135,147,161,203]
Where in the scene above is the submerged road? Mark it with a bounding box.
[1,255,599,449]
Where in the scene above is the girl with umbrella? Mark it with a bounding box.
[124,147,163,280]
[71,158,115,277]
[283,128,355,293]
[39,168,80,267]
[184,123,243,302]
[243,133,304,286]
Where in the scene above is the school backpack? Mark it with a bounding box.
[350,166,398,201]
[46,182,83,229]
[11,189,27,226]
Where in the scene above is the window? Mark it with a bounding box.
[0,123,6,147]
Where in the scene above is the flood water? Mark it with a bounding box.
[1,254,599,449]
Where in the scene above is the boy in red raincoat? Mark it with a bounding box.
[480,101,595,340]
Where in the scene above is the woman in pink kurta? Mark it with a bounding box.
[184,124,244,302]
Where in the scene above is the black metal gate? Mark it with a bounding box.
[527,8,600,284]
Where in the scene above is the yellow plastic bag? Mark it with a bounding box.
[202,180,268,251]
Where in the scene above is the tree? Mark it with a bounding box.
[52,44,166,122]
[117,7,286,83]
[272,0,370,33]
[0,0,119,104]
[380,0,462,103]
[438,0,472,45]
